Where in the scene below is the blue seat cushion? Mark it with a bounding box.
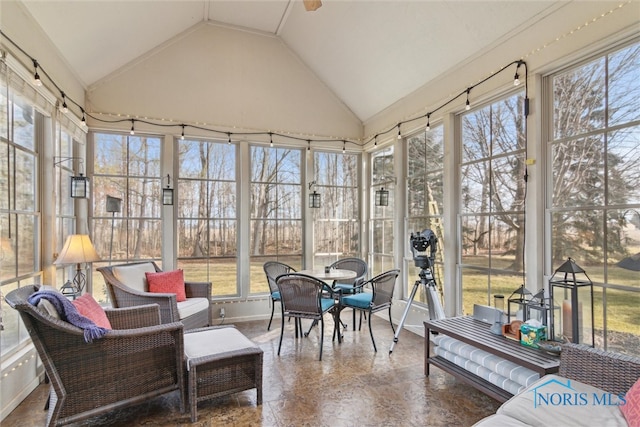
[334,283,357,294]
[271,291,281,300]
[342,293,372,309]
[321,297,336,312]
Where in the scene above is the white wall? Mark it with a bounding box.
[87,22,362,141]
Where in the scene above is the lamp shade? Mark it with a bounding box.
[55,234,101,265]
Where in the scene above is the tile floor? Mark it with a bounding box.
[2,315,500,426]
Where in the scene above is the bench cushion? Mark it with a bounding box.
[184,327,259,365]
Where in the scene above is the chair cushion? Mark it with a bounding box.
[334,283,357,294]
[271,291,281,300]
[177,297,210,320]
[146,269,187,302]
[342,293,372,309]
[112,263,156,292]
[72,293,112,329]
[320,297,336,312]
[621,377,640,426]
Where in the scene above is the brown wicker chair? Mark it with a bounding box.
[97,261,211,330]
[5,284,185,427]
[340,269,400,352]
[275,273,339,361]
[263,261,296,331]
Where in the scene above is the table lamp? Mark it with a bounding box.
[54,234,101,294]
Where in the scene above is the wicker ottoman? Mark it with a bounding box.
[183,326,263,422]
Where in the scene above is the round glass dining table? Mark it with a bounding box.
[296,268,357,282]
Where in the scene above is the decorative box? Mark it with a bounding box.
[520,323,546,348]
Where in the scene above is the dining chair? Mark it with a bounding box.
[263,261,296,330]
[329,257,368,330]
[275,273,339,361]
[340,269,400,352]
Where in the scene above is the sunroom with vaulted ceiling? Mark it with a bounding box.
[1,0,639,420]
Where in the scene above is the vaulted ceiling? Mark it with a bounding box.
[19,0,564,122]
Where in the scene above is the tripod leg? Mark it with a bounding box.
[389,279,421,354]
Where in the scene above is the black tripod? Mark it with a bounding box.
[389,230,445,354]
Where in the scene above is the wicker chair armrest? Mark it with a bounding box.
[110,286,179,324]
[105,304,162,329]
[185,281,212,298]
[559,343,640,395]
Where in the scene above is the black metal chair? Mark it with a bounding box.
[275,273,339,361]
[263,261,296,330]
[329,257,367,330]
[340,269,400,352]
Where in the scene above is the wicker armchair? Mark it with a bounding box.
[5,285,185,427]
[340,269,400,352]
[97,261,211,329]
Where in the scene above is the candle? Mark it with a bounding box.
[562,300,572,341]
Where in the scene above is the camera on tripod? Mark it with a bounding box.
[410,229,437,270]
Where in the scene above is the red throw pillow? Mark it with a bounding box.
[72,294,112,329]
[622,377,640,427]
[146,269,187,302]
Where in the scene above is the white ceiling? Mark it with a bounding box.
[20,0,564,122]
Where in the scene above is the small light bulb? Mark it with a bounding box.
[465,100,471,111]
[61,102,68,114]
[514,72,521,86]
[34,72,42,87]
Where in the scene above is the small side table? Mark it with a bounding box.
[183,325,263,422]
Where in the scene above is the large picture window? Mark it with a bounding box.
[250,146,302,293]
[547,40,640,354]
[92,132,162,300]
[0,78,41,357]
[370,147,395,277]
[312,151,360,267]
[177,139,237,296]
[406,126,444,305]
[459,91,527,316]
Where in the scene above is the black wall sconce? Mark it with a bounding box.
[308,181,321,208]
[55,157,89,199]
[375,187,389,206]
[162,174,174,205]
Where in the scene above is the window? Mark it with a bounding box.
[370,147,395,277]
[459,90,527,316]
[0,77,41,357]
[547,40,640,354]
[177,138,237,296]
[53,127,77,287]
[312,151,360,267]
[92,132,162,299]
[250,146,302,293]
[406,126,444,305]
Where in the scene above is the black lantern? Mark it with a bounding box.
[525,289,556,328]
[308,181,321,208]
[549,257,594,346]
[375,187,389,207]
[70,173,89,198]
[507,284,532,322]
[162,174,174,206]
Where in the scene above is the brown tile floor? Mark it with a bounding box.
[3,315,500,426]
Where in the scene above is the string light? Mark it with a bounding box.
[180,124,185,140]
[514,61,522,86]
[60,91,68,113]
[228,132,232,144]
[426,114,431,132]
[397,124,402,139]
[374,135,377,147]
[465,88,471,111]
[130,119,135,135]
[307,140,311,151]
[269,132,273,147]
[80,108,87,127]
[342,140,346,154]
[32,60,42,87]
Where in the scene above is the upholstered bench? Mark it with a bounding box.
[183,325,263,422]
